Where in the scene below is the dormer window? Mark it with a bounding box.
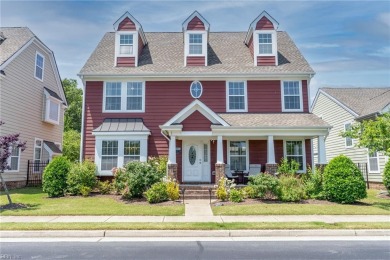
[189,34,203,55]
[119,34,133,55]
[259,33,272,54]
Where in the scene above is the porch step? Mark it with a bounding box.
[180,184,216,200]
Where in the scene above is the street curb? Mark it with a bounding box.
[1,229,390,238]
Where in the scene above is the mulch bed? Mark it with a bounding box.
[212,199,336,206]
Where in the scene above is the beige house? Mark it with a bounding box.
[311,88,390,183]
[0,27,66,188]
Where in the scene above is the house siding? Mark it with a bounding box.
[181,110,212,131]
[0,41,64,182]
[257,56,276,66]
[116,57,135,67]
[256,16,274,30]
[187,16,205,30]
[312,92,387,182]
[186,56,205,66]
[118,17,136,31]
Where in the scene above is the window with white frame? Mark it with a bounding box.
[285,140,305,171]
[258,33,272,54]
[123,140,140,165]
[344,123,353,148]
[101,141,119,171]
[104,82,144,112]
[44,97,61,124]
[227,81,247,112]
[119,34,134,55]
[189,34,203,55]
[33,139,42,172]
[35,52,44,80]
[368,151,380,173]
[229,141,247,171]
[6,145,20,171]
[282,81,302,111]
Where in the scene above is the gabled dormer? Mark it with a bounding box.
[245,11,279,66]
[182,11,210,66]
[113,12,147,67]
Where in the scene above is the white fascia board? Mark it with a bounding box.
[317,90,359,118]
[113,12,142,31]
[211,127,330,137]
[92,131,150,137]
[182,11,210,31]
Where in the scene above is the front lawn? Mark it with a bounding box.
[212,189,390,215]
[0,187,184,216]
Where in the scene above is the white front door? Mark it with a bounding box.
[183,141,210,182]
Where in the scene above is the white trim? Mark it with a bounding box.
[190,81,203,99]
[33,138,43,166]
[113,12,142,31]
[114,32,138,67]
[245,10,279,44]
[254,30,278,66]
[227,140,249,172]
[281,80,304,112]
[102,81,145,113]
[5,146,21,172]
[0,38,35,70]
[344,121,353,148]
[367,150,380,174]
[34,51,44,81]
[182,11,210,31]
[44,95,61,125]
[283,139,306,173]
[226,81,248,112]
[184,31,207,66]
[80,77,86,162]
[93,132,150,137]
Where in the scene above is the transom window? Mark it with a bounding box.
[189,34,202,55]
[119,34,133,55]
[285,141,304,171]
[259,33,272,54]
[229,141,247,171]
[344,123,353,148]
[35,52,44,80]
[101,141,118,171]
[190,81,203,98]
[282,81,302,111]
[227,81,247,112]
[104,82,144,112]
[124,140,140,164]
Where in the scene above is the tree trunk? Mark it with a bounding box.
[0,171,12,204]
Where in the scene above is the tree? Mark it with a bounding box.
[342,112,390,156]
[0,121,26,204]
[63,78,82,132]
[63,130,80,162]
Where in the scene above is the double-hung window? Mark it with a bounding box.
[104,82,144,112]
[282,81,302,112]
[6,145,20,171]
[368,151,380,173]
[229,141,247,171]
[285,140,305,172]
[259,33,272,54]
[123,141,141,164]
[35,52,44,80]
[227,81,247,112]
[101,141,119,171]
[119,34,133,55]
[189,34,202,55]
[344,123,353,148]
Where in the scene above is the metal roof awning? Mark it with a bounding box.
[93,118,150,134]
[43,141,62,154]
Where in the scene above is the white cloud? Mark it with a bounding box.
[300,43,339,49]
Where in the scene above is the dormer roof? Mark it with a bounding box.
[113,12,147,44]
[182,11,210,31]
[245,11,279,44]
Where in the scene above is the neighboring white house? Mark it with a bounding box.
[311,88,390,183]
[0,27,67,188]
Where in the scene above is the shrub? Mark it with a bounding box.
[148,156,168,176]
[242,186,256,199]
[278,175,306,202]
[215,177,235,201]
[112,167,128,194]
[98,180,113,195]
[67,160,97,195]
[229,188,244,203]
[80,186,91,197]
[303,166,326,200]
[323,155,367,203]
[277,157,300,175]
[383,160,390,192]
[42,156,71,197]
[145,182,168,203]
[248,173,280,199]
[166,179,180,201]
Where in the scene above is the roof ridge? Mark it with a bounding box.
[368,89,390,101]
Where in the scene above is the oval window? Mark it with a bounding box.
[189,146,196,165]
[190,81,203,99]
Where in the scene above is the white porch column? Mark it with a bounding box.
[216,135,224,164]
[267,135,275,164]
[318,135,327,164]
[168,134,176,164]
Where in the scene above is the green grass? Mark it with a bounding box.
[0,187,184,216]
[1,222,390,231]
[212,189,390,215]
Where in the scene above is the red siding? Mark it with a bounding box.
[116,57,135,67]
[256,16,274,30]
[176,140,183,182]
[182,111,212,131]
[249,140,267,172]
[302,80,309,113]
[138,33,144,58]
[248,35,254,58]
[118,17,136,31]
[187,16,205,30]
[247,80,282,112]
[187,56,205,66]
[257,56,276,66]
[274,140,284,164]
[305,139,312,168]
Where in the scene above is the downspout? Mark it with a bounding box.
[79,75,86,163]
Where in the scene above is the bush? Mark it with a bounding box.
[277,157,300,175]
[323,155,367,203]
[303,166,326,200]
[148,156,168,176]
[278,175,306,202]
[42,156,71,197]
[166,179,180,201]
[248,173,280,199]
[215,177,235,201]
[112,167,128,194]
[145,182,169,203]
[67,160,97,195]
[229,188,244,203]
[63,130,80,162]
[98,180,113,195]
[242,186,256,199]
[80,186,91,197]
[383,160,390,192]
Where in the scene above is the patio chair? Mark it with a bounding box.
[224,164,239,182]
[244,164,261,183]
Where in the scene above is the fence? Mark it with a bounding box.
[26,160,49,186]
[356,163,369,189]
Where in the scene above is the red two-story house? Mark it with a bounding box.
[79,10,330,183]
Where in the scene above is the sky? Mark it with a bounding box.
[1,0,389,101]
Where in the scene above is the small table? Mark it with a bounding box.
[234,171,246,184]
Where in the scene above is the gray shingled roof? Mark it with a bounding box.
[80,31,314,75]
[93,118,150,132]
[218,113,330,128]
[0,27,34,65]
[43,141,62,154]
[321,88,390,117]
[44,87,63,101]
